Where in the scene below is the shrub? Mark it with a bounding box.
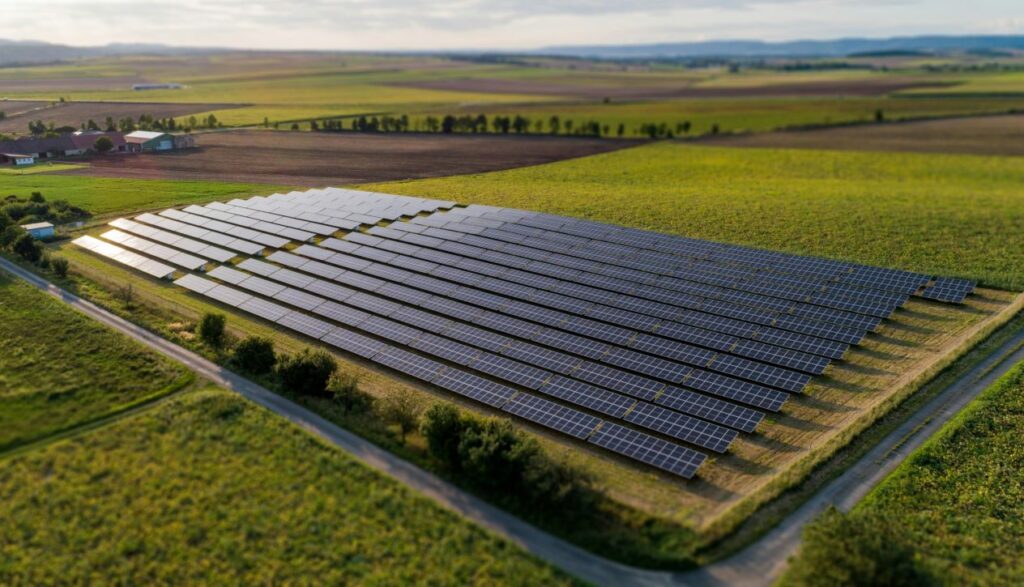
[381,390,422,442]
[12,233,42,263]
[197,312,227,348]
[327,371,372,412]
[232,336,276,374]
[783,507,934,587]
[458,418,535,492]
[29,191,45,203]
[422,403,466,470]
[94,136,114,153]
[276,348,337,397]
[0,225,24,249]
[50,256,69,278]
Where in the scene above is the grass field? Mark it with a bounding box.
[370,142,1024,291]
[0,163,86,176]
[0,174,284,216]
[0,272,188,451]
[783,360,1024,585]
[0,388,572,584]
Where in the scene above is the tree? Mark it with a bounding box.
[458,419,534,491]
[382,390,422,443]
[0,225,25,249]
[441,115,456,134]
[198,312,227,348]
[327,371,372,412]
[422,403,466,470]
[94,136,114,153]
[116,283,134,309]
[548,115,561,135]
[232,336,276,374]
[50,256,69,278]
[784,507,934,587]
[12,233,42,263]
[29,191,44,203]
[617,123,625,137]
[710,123,720,135]
[276,348,337,397]
[875,109,885,122]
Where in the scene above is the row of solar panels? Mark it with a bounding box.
[433,209,910,316]
[474,207,930,292]
[174,271,710,478]
[458,205,976,303]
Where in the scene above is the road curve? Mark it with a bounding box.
[3,256,1022,587]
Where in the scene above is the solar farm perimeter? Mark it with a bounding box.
[66,187,1019,537]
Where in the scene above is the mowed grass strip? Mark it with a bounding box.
[0,388,574,585]
[369,142,1024,290]
[0,273,188,451]
[0,174,284,216]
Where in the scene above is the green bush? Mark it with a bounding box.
[421,403,588,510]
[0,226,23,249]
[197,312,227,348]
[50,256,69,278]
[12,233,42,263]
[782,507,934,587]
[276,348,337,397]
[381,389,422,442]
[232,336,276,374]
[422,403,465,471]
[327,372,372,413]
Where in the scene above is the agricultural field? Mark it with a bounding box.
[66,130,634,185]
[0,272,188,451]
[0,386,571,584]
[372,142,1024,291]
[0,174,282,216]
[784,360,1024,585]
[3,52,1023,135]
[701,113,1024,156]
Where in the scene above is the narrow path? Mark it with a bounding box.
[2,256,1021,587]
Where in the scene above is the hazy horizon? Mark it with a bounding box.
[3,0,1022,53]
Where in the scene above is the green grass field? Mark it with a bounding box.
[0,272,188,451]
[0,388,572,584]
[0,163,86,176]
[370,142,1024,290]
[0,174,283,216]
[783,359,1024,585]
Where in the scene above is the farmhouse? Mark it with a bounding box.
[125,130,175,152]
[21,222,55,239]
[0,152,35,166]
[0,132,128,159]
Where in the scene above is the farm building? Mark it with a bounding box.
[0,152,35,166]
[125,131,175,152]
[0,132,127,159]
[21,222,55,239]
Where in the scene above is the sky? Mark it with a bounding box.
[2,0,1022,51]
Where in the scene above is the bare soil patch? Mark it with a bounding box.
[0,101,238,134]
[64,130,636,186]
[396,77,954,99]
[699,113,1024,156]
[0,100,49,118]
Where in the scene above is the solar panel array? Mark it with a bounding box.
[72,187,978,480]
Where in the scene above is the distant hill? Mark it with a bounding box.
[539,35,1024,59]
[0,39,217,66]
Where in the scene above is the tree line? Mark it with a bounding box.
[25,113,221,137]
[281,113,716,139]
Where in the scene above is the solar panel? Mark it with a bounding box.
[432,369,516,408]
[588,422,706,479]
[321,328,386,358]
[624,402,736,453]
[502,393,600,440]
